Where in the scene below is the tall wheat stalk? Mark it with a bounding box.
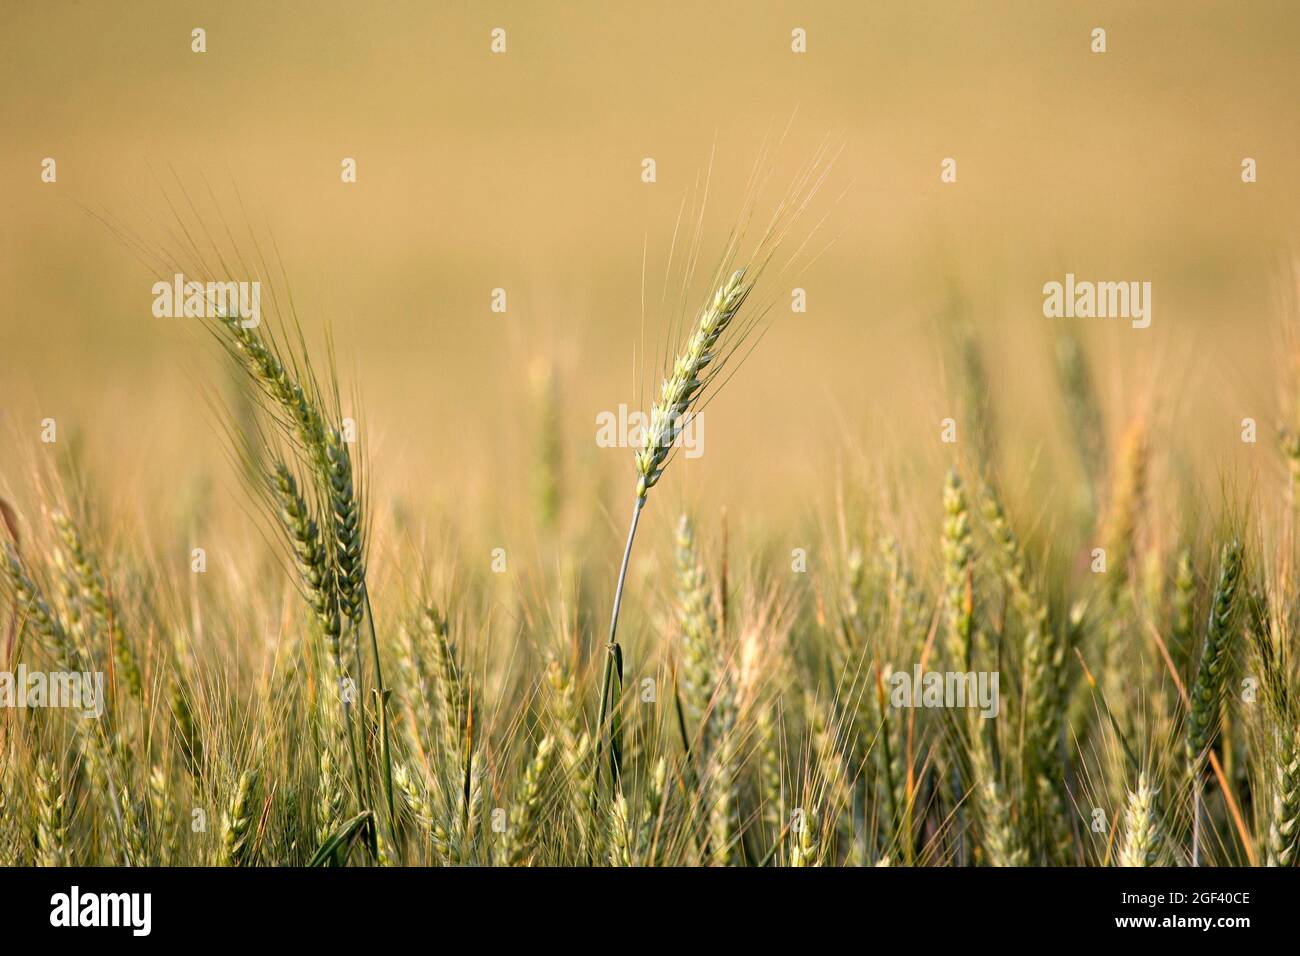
[592,269,758,803]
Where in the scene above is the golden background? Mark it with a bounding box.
[3,1,1299,541]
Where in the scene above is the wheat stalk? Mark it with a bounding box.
[593,268,761,810]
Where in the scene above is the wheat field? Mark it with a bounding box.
[3,2,1300,871]
[3,202,1300,868]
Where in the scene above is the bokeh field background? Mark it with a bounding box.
[4,1,1299,540]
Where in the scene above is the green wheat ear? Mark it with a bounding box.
[34,757,68,868]
[51,510,142,700]
[271,461,341,667]
[3,542,77,671]
[1186,540,1243,774]
[634,269,752,500]
[220,769,262,867]
[503,735,555,866]
[941,469,974,672]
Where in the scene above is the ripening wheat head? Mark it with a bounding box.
[634,270,753,500]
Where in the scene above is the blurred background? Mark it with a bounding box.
[3,0,1299,551]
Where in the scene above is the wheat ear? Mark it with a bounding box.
[52,511,142,699]
[1266,726,1300,866]
[503,735,555,866]
[271,461,341,668]
[220,769,262,866]
[1186,539,1242,866]
[3,543,77,671]
[1118,773,1164,866]
[941,470,974,672]
[1186,540,1244,772]
[34,756,68,868]
[675,515,717,746]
